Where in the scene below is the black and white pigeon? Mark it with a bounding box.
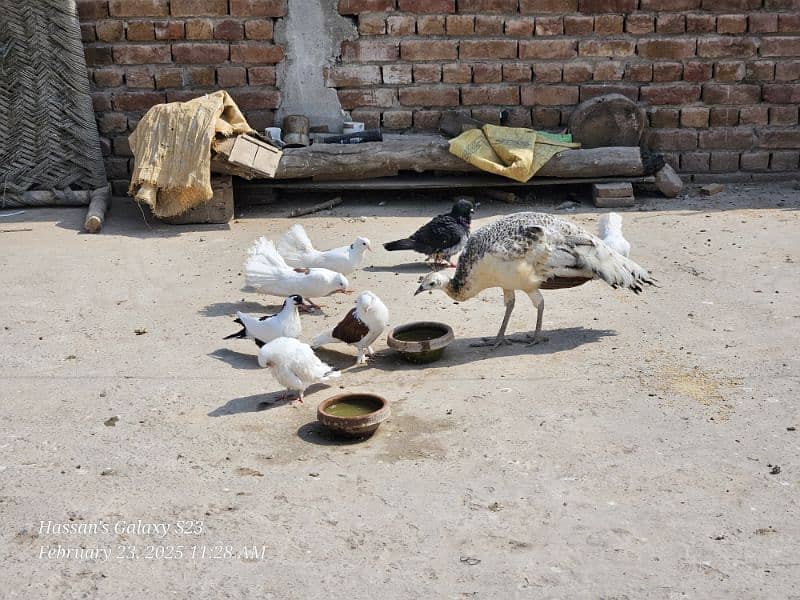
[383,198,475,267]
[224,295,310,348]
[311,291,389,364]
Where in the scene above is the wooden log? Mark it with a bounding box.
[84,185,111,233]
[287,196,343,218]
[270,137,647,182]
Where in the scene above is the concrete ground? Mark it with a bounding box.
[1,181,798,599]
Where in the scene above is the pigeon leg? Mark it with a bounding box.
[296,391,305,404]
[509,289,549,345]
[366,345,375,356]
[470,290,516,348]
[355,349,367,365]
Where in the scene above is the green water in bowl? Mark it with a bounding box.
[394,327,447,342]
[325,398,383,417]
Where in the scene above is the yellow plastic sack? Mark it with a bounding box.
[128,90,253,217]
[449,125,580,183]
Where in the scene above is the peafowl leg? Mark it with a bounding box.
[509,289,549,345]
[471,290,515,348]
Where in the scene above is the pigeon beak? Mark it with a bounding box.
[414,285,424,296]
[336,288,352,295]
[366,243,373,251]
[298,302,313,314]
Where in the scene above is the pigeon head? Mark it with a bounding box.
[451,199,476,218]
[351,236,372,252]
[333,273,350,294]
[289,294,304,305]
[288,294,313,313]
[356,291,375,310]
[414,272,450,296]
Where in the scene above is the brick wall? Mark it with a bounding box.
[78,0,799,192]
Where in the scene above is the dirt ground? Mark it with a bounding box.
[1,181,798,599]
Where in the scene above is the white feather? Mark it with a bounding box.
[234,298,302,344]
[244,237,349,300]
[258,337,340,396]
[278,224,370,274]
[597,212,631,258]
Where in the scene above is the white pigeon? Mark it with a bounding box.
[224,295,310,348]
[597,212,631,258]
[278,224,372,274]
[312,291,390,365]
[244,237,350,309]
[258,337,341,402]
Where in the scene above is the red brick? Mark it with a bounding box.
[230,0,287,16]
[640,83,701,104]
[109,0,167,16]
[637,38,696,59]
[521,85,579,105]
[324,65,382,87]
[505,18,534,37]
[503,107,533,127]
[738,105,768,125]
[770,106,798,126]
[503,63,532,82]
[98,112,127,133]
[746,61,775,80]
[230,89,281,110]
[185,19,213,39]
[386,16,414,35]
[474,15,503,35]
[462,85,520,105]
[579,39,636,57]
[113,91,165,111]
[214,20,244,41]
[749,13,778,33]
[85,45,114,66]
[172,42,229,64]
[775,60,800,81]
[709,106,739,126]
[413,64,442,83]
[770,151,799,171]
[625,14,654,34]
[593,61,624,81]
[170,0,226,16]
[113,44,171,64]
[337,88,396,109]
[184,66,214,86]
[401,40,457,61]
[245,20,273,40]
[717,14,747,33]
[520,0,577,11]
[578,0,636,12]
[761,37,800,57]
[472,63,502,83]
[702,83,760,104]
[217,66,247,87]
[382,64,413,84]
[641,0,699,7]
[594,14,623,35]
[580,83,639,101]
[343,40,399,62]
[533,63,562,83]
[248,66,276,85]
[648,107,679,127]
[459,40,517,60]
[645,129,698,150]
[443,63,472,83]
[520,39,577,60]
[686,13,716,32]
[81,24,95,43]
[94,67,124,87]
[563,62,593,82]
[359,14,386,35]
[532,107,561,127]
[382,111,413,130]
[458,0,517,12]
[398,86,459,107]
[125,66,154,88]
[625,63,653,82]
[154,68,183,88]
[535,16,563,36]
[340,0,394,12]
[739,151,769,170]
[656,13,685,33]
[681,106,709,127]
[447,15,475,36]
[778,14,800,32]
[682,61,712,81]
[154,21,185,40]
[564,16,594,35]
[96,20,123,41]
[699,128,754,149]
[702,0,761,9]
[681,152,711,171]
[77,0,108,20]
[697,37,757,57]
[126,21,154,41]
[763,83,800,103]
[399,0,454,11]
[231,43,284,64]
[714,61,745,81]
[418,15,446,36]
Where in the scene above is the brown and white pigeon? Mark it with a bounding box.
[311,291,389,364]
